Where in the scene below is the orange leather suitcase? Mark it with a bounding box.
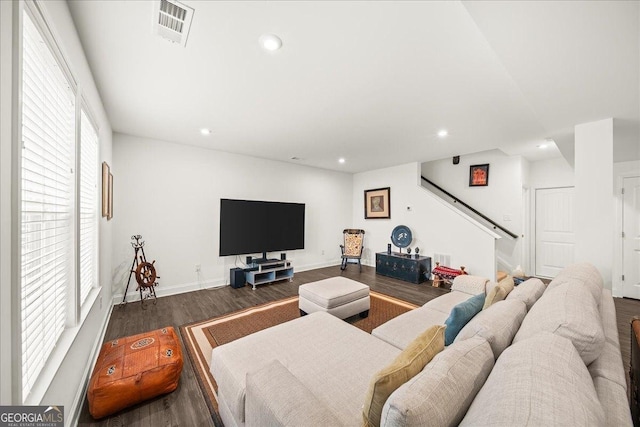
[87,326,183,419]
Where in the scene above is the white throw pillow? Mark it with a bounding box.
[505,278,546,311]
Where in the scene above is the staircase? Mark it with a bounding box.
[420,176,519,276]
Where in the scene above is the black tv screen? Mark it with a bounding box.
[219,199,305,256]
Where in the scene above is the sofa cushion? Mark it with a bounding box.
[363,325,445,427]
[444,293,485,346]
[600,288,621,348]
[547,262,603,306]
[460,332,605,426]
[211,312,400,425]
[380,336,493,427]
[588,341,627,389]
[482,275,514,310]
[455,299,527,359]
[246,359,343,427]
[372,306,449,350]
[592,376,633,427]
[505,277,546,311]
[450,275,489,296]
[513,280,605,365]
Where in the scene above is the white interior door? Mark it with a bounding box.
[622,176,640,299]
[535,187,575,278]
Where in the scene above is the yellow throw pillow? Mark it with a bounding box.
[483,275,515,310]
[362,325,445,427]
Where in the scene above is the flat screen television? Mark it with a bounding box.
[219,198,305,257]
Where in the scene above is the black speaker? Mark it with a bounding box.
[453,156,460,165]
[246,256,252,265]
[230,268,246,288]
[281,253,286,260]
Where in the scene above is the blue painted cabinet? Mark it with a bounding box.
[375,252,432,284]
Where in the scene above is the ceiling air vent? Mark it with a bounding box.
[152,0,194,47]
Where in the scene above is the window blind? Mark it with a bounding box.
[79,110,98,305]
[20,11,75,401]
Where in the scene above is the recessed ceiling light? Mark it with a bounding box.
[259,33,282,51]
[537,144,548,149]
[338,158,346,164]
[437,130,448,138]
[200,128,212,135]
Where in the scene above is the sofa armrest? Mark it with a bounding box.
[245,359,345,427]
[451,275,489,295]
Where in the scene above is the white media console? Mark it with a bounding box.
[245,259,294,290]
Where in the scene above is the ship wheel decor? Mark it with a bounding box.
[121,235,160,309]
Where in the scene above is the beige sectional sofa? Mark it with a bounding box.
[210,263,631,426]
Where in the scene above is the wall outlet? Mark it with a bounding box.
[195,264,201,272]
[503,214,512,222]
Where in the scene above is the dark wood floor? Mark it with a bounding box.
[77,265,639,426]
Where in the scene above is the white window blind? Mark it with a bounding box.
[79,110,98,305]
[20,11,75,402]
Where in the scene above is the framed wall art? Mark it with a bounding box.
[364,187,391,219]
[102,162,110,217]
[107,172,113,220]
[469,164,489,187]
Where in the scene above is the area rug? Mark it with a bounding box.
[179,291,418,425]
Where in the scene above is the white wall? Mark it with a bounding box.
[0,0,16,406]
[352,163,498,280]
[112,133,352,300]
[574,118,614,287]
[0,1,113,423]
[528,157,575,189]
[421,149,524,272]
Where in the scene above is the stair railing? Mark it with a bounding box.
[421,176,519,239]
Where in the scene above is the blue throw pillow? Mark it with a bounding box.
[444,292,485,345]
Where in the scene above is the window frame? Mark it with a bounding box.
[13,0,102,405]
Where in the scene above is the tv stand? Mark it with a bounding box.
[245,259,294,290]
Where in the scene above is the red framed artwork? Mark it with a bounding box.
[469,164,489,187]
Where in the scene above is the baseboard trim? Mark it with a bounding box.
[111,279,226,305]
[111,260,343,305]
[68,301,114,427]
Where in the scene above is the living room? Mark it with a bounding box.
[1,1,639,426]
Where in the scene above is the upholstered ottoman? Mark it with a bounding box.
[299,277,370,319]
[87,326,184,419]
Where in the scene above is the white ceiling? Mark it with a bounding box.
[67,0,639,173]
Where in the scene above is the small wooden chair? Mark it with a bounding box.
[340,229,365,272]
[431,262,467,287]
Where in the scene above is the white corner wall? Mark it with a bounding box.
[1,0,113,423]
[574,118,614,287]
[112,133,352,300]
[0,0,15,405]
[421,149,524,272]
[352,163,498,280]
